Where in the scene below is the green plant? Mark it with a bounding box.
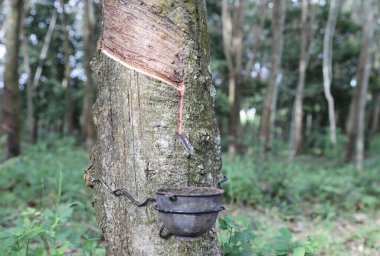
[218,216,319,256]
[219,215,255,255]
[0,139,104,255]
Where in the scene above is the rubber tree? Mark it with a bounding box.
[85,0,222,255]
[81,0,97,148]
[322,0,340,152]
[222,0,244,154]
[61,0,74,134]
[290,0,310,157]
[259,0,286,153]
[22,2,57,143]
[1,0,23,158]
[345,0,378,169]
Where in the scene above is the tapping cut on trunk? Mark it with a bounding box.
[100,0,191,151]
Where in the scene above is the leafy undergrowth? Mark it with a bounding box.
[0,138,104,255]
[220,137,380,255]
[219,206,380,256]
[1,136,379,255]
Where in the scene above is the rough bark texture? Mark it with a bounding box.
[290,0,309,157]
[345,0,378,167]
[82,0,97,149]
[1,0,23,158]
[322,0,340,151]
[222,0,244,154]
[86,0,222,255]
[259,0,286,153]
[61,0,74,135]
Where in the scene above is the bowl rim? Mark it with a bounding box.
[156,186,224,197]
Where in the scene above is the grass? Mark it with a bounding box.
[0,137,104,255]
[220,136,380,255]
[0,135,379,255]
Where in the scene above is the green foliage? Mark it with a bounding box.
[218,216,319,256]
[0,139,104,255]
[222,153,380,216]
[219,215,256,255]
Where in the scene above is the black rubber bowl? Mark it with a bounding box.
[155,187,224,240]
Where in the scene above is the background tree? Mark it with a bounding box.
[22,1,57,143]
[322,0,340,152]
[290,0,310,157]
[1,0,23,158]
[60,0,73,135]
[259,0,286,153]
[222,0,244,154]
[86,0,222,254]
[345,0,379,169]
[81,0,97,148]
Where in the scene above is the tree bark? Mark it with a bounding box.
[61,0,74,135]
[290,0,309,157]
[345,0,378,168]
[1,0,23,158]
[259,0,286,153]
[322,0,340,152]
[222,0,244,154]
[82,0,97,149]
[85,1,222,255]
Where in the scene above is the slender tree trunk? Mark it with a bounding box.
[1,0,23,158]
[259,0,286,153]
[85,1,222,255]
[345,0,378,168]
[61,0,73,134]
[290,0,309,157]
[222,0,244,154]
[23,5,57,144]
[355,0,378,170]
[322,0,340,152]
[244,0,269,74]
[82,0,97,149]
[372,92,380,133]
[21,0,35,143]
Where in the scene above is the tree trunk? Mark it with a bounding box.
[322,0,340,152]
[222,0,244,154]
[244,0,269,75]
[61,0,73,135]
[345,0,378,168]
[371,92,380,133]
[259,0,286,153]
[22,4,57,143]
[81,0,97,149]
[290,0,309,157]
[85,1,222,255]
[355,0,378,170]
[21,0,35,143]
[1,0,23,158]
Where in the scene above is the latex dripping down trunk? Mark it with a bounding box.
[176,87,194,155]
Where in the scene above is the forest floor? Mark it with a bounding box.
[0,135,379,255]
